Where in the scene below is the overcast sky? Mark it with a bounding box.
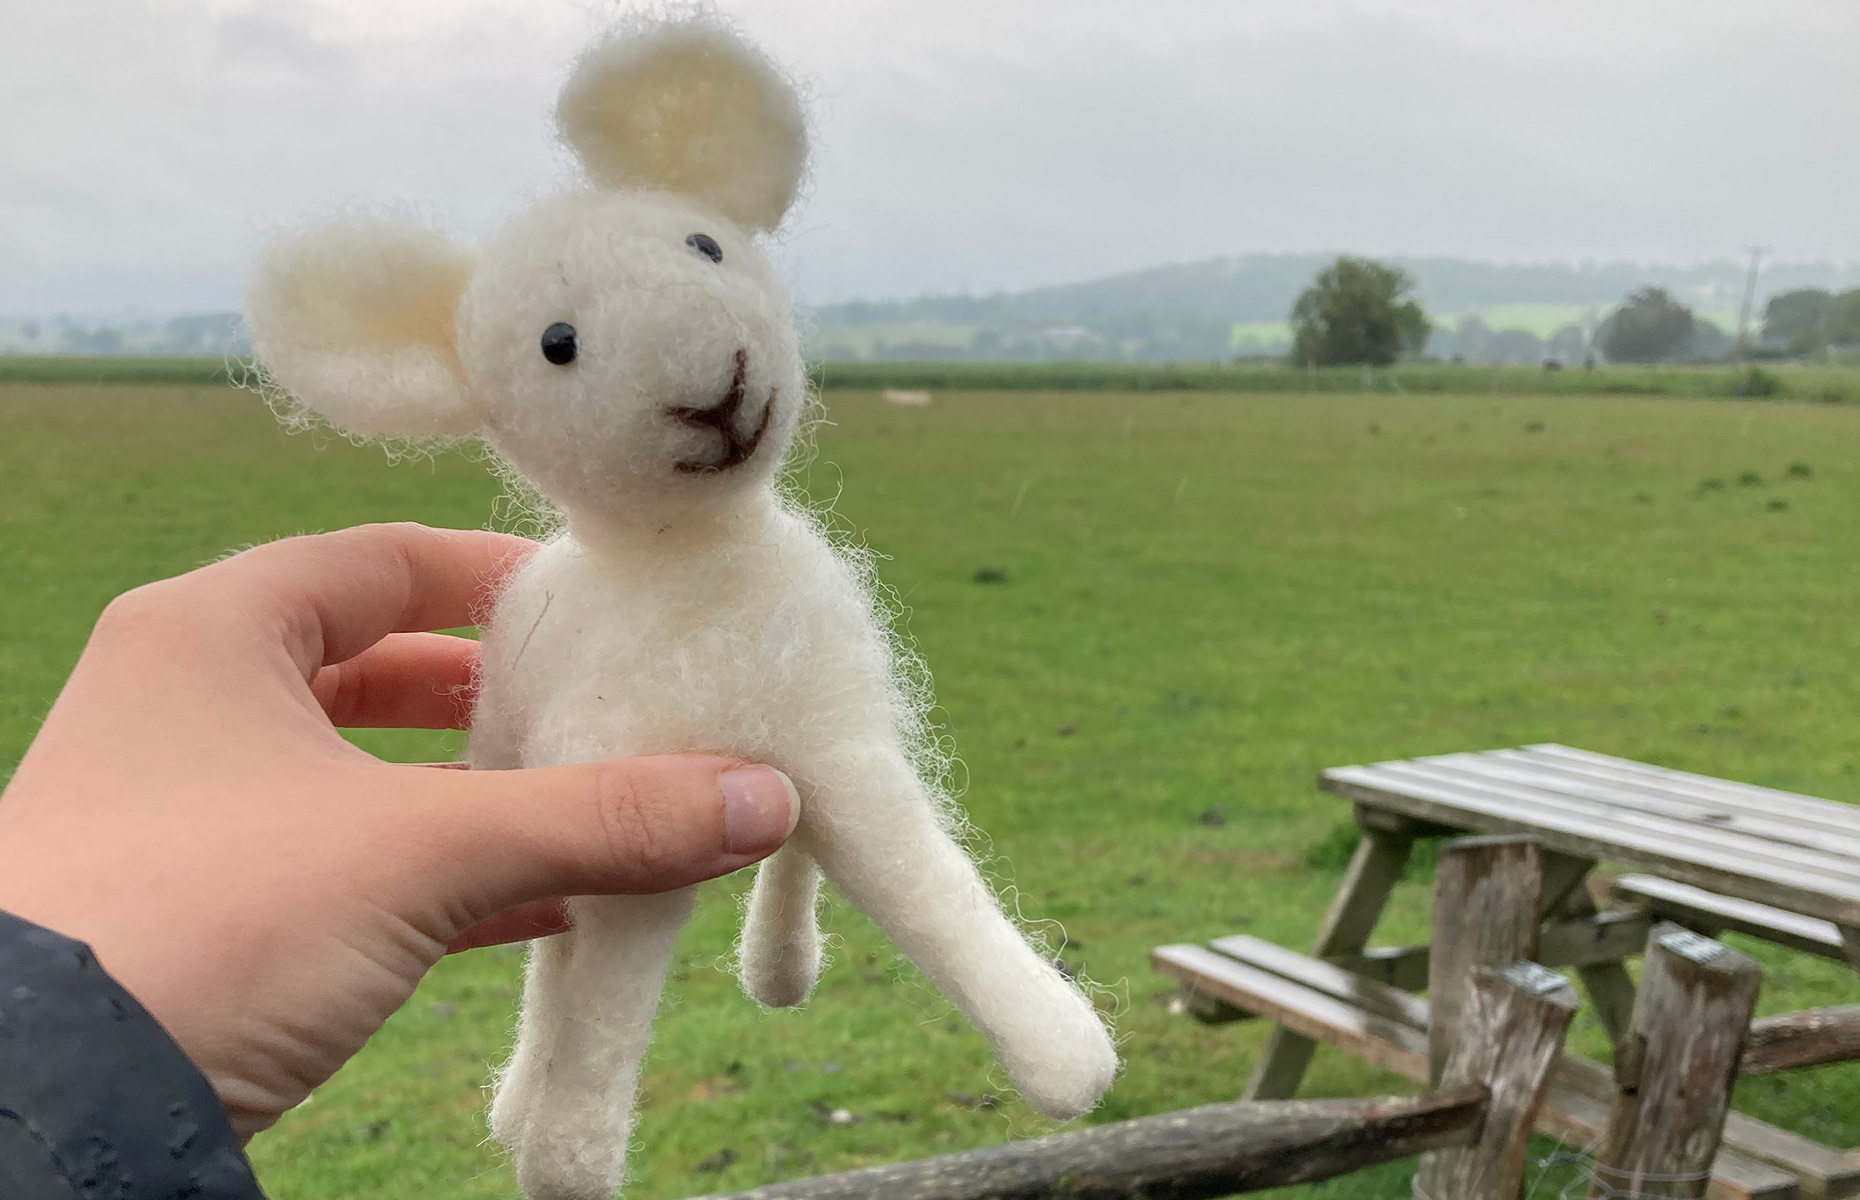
[3,0,1857,315]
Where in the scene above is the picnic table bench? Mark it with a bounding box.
[1154,744,1860,1200]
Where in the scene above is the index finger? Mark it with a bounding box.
[204,523,537,676]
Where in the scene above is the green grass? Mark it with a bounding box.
[3,381,1858,1198]
[0,354,240,385]
[12,355,1860,403]
[810,359,1860,402]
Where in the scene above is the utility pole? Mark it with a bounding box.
[1733,245,1767,364]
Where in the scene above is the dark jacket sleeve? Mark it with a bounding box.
[0,909,265,1199]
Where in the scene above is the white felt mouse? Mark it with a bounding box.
[243,13,1117,1200]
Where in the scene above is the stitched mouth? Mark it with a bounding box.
[667,348,775,475]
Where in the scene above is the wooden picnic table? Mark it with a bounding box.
[1247,742,1860,1102]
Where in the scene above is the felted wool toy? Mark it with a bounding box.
[244,14,1117,1200]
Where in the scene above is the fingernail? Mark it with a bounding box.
[720,766,800,855]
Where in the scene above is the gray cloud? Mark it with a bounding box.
[2,0,1856,314]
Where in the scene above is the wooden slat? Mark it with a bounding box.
[1480,750,1860,855]
[1611,876,1847,962]
[1152,945,1429,1081]
[1323,766,1860,926]
[1163,939,1817,1200]
[1328,945,1431,990]
[1178,989,1250,1024]
[1707,1129,1860,1200]
[1332,763,1854,891]
[1426,753,1860,862]
[1373,759,1860,886]
[1523,745,1860,837]
[1473,747,1860,852]
[1208,935,1429,1027]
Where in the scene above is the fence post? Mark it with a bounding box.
[1429,835,1542,1085]
[1590,924,1762,1199]
[1414,961,1579,1200]
[686,1090,1490,1200]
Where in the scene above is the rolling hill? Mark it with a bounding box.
[807,254,1860,363]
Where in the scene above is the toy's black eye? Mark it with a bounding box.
[540,322,578,365]
[685,232,723,263]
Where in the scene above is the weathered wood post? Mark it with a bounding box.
[1590,924,1763,1200]
[1429,835,1542,1085]
[690,944,1577,1200]
[683,1089,1489,1200]
[1741,1004,1860,1075]
[1414,961,1579,1200]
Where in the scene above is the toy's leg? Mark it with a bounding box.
[798,755,1117,1119]
[491,888,697,1200]
[489,924,576,1152]
[738,843,823,1008]
[475,720,570,1149]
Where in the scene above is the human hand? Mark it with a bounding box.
[0,523,799,1138]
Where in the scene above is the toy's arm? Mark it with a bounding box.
[737,844,822,1007]
[792,741,1117,1119]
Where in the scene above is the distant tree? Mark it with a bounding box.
[1487,329,1547,365]
[1288,256,1430,366]
[1599,287,1694,363]
[1682,317,1732,362]
[160,312,247,356]
[60,325,124,355]
[1428,314,1492,362]
[1831,290,1860,349]
[1546,323,1589,364]
[1762,288,1835,356]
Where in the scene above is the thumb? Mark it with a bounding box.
[405,755,800,933]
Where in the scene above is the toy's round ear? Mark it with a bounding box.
[244,216,479,437]
[557,17,807,233]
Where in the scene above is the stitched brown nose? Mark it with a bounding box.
[668,348,775,474]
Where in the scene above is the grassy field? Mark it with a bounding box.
[3,379,1858,1198]
[0,354,244,386]
[8,355,1860,404]
[809,359,1860,401]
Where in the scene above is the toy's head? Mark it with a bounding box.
[246,16,809,532]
